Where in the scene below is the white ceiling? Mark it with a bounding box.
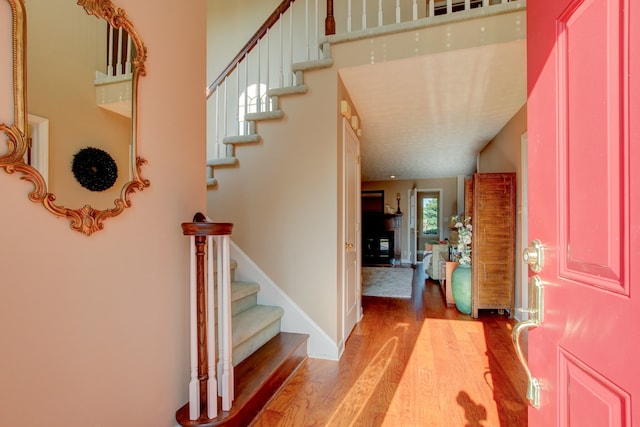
[339,39,527,182]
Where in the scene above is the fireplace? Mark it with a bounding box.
[363,231,395,265]
[361,213,400,266]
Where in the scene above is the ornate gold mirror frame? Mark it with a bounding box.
[0,0,149,235]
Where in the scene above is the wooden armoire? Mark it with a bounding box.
[466,173,516,318]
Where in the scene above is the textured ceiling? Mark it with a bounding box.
[339,39,527,181]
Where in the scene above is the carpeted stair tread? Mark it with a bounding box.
[231,281,260,302]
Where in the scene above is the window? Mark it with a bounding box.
[238,83,267,135]
[422,196,439,235]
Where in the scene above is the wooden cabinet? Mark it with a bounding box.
[469,173,516,318]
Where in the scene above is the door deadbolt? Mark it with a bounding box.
[523,239,544,273]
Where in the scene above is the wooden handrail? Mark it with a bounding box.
[207,0,297,96]
[182,212,233,236]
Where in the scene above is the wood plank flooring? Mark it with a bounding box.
[251,264,528,427]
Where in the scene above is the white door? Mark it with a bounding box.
[342,118,361,341]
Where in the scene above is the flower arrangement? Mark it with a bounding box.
[452,215,472,265]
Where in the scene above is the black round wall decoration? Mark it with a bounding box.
[72,147,118,192]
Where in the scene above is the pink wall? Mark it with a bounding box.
[0,1,206,425]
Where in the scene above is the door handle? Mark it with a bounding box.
[345,242,354,249]
[512,275,544,409]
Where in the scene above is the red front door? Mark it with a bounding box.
[526,0,640,425]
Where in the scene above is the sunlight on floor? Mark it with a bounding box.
[378,318,502,427]
[326,336,399,426]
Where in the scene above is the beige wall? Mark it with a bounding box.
[28,0,131,208]
[207,66,341,342]
[0,1,206,425]
[206,0,281,82]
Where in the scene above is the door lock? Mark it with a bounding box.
[523,239,544,273]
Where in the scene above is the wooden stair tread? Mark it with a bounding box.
[176,332,309,427]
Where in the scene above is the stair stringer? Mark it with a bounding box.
[207,43,334,189]
[230,240,341,361]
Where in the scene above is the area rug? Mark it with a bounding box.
[362,266,413,299]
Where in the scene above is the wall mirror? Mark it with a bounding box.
[0,0,148,235]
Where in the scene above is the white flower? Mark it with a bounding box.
[451,215,472,265]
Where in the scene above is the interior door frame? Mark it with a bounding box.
[516,132,528,321]
[412,188,444,262]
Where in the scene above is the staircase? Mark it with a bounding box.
[206,51,334,187]
[176,215,308,426]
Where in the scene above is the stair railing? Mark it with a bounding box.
[179,213,234,422]
[207,0,327,160]
[95,23,133,83]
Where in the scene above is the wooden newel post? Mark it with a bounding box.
[325,0,335,35]
[194,235,208,410]
[178,213,234,423]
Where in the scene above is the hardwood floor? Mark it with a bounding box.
[251,264,528,427]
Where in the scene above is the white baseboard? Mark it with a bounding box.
[230,240,340,360]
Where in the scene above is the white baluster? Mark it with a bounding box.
[215,90,220,159]
[483,0,489,6]
[107,26,114,77]
[257,40,262,114]
[314,0,319,60]
[235,69,240,136]
[216,236,223,396]
[289,7,293,86]
[117,28,124,77]
[223,80,228,157]
[465,0,471,10]
[266,29,271,111]
[347,0,352,32]
[447,0,453,14]
[305,0,310,61]
[206,236,218,418]
[362,0,367,29]
[279,15,284,88]
[125,35,132,75]
[428,0,434,17]
[396,0,401,23]
[188,236,200,420]
[412,0,417,20]
[244,53,248,135]
[217,235,234,411]
[378,0,383,27]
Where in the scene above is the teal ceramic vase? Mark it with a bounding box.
[451,263,472,315]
